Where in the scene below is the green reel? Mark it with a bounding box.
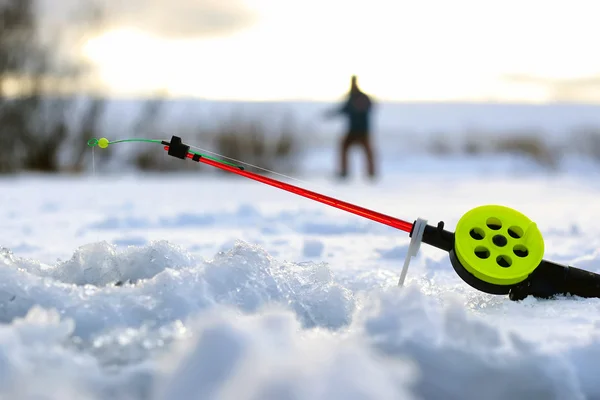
[453,205,545,290]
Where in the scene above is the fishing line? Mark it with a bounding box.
[187,143,347,200]
[189,141,387,217]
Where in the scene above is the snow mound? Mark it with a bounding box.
[2,241,195,286]
[154,285,592,400]
[0,241,355,339]
[0,241,600,398]
[155,306,417,400]
[356,286,584,400]
[203,241,354,329]
[0,305,155,400]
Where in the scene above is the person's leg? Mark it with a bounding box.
[339,134,354,178]
[360,136,376,178]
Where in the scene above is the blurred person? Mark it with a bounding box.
[324,75,376,180]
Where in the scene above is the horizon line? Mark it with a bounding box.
[3,92,600,106]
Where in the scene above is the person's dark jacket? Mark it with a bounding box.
[328,90,373,136]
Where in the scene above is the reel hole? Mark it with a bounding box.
[492,234,507,247]
[486,217,502,230]
[513,245,528,258]
[474,246,490,259]
[470,228,485,240]
[496,255,512,268]
[508,226,523,239]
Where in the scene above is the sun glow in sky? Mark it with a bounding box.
[81,0,600,102]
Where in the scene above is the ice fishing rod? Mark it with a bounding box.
[89,136,600,301]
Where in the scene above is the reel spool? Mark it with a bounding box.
[451,205,545,294]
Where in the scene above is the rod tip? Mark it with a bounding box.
[87,138,110,148]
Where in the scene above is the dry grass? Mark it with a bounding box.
[132,110,304,174]
[428,129,564,169]
[491,135,557,169]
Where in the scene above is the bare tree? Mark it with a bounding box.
[0,0,107,173]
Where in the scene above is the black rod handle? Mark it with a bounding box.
[510,260,600,300]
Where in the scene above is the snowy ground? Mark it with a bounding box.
[2,148,600,399]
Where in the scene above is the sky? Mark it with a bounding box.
[38,0,600,102]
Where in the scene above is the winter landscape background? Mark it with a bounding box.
[2,0,600,399]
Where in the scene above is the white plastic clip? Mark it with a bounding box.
[398,217,427,287]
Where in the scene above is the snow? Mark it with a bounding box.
[3,120,600,398]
